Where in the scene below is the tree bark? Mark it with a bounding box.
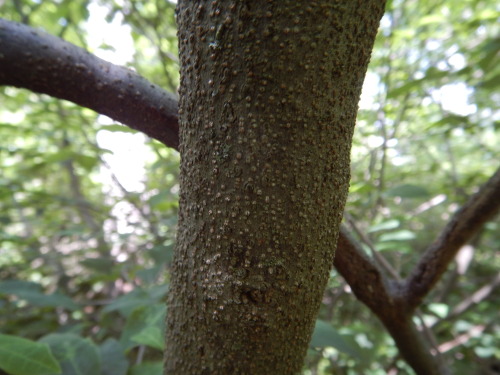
[165,1,386,374]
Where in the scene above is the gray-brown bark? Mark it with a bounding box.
[165,1,385,374]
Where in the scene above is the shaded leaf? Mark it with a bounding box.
[310,320,361,358]
[102,286,167,317]
[120,304,166,351]
[0,334,61,375]
[385,184,430,198]
[131,326,164,350]
[129,361,162,375]
[0,280,43,296]
[99,339,128,375]
[40,334,100,375]
[80,257,116,274]
[0,280,78,310]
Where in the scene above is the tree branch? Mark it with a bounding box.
[403,166,500,308]
[0,18,179,150]
[335,226,402,311]
[335,228,448,375]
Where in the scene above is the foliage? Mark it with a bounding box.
[0,0,498,374]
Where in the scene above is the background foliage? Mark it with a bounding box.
[0,0,498,374]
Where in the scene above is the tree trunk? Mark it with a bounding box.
[165,1,386,374]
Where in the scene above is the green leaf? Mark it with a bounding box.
[131,326,164,350]
[148,244,174,264]
[99,339,128,375]
[136,266,162,285]
[129,361,163,375]
[387,67,448,99]
[375,242,413,253]
[73,153,99,171]
[310,320,361,358]
[120,304,166,351]
[387,80,422,98]
[148,189,177,211]
[148,189,171,207]
[99,124,137,133]
[0,280,43,296]
[428,303,449,318]
[479,73,500,89]
[34,292,79,311]
[385,184,430,198]
[80,257,116,274]
[0,334,61,375]
[379,230,416,242]
[0,280,78,310]
[40,334,100,375]
[102,287,166,317]
[426,115,469,131]
[367,220,400,233]
[42,149,74,164]
[417,14,444,26]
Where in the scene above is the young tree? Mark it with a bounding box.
[0,1,498,374]
[165,2,385,374]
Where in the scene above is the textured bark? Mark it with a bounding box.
[0,18,179,149]
[165,1,385,374]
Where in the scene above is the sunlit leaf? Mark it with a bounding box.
[100,124,138,133]
[427,303,449,318]
[379,230,416,242]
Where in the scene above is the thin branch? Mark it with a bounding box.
[404,166,500,308]
[447,273,500,320]
[0,18,179,150]
[344,213,401,280]
[335,227,449,375]
[438,324,487,353]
